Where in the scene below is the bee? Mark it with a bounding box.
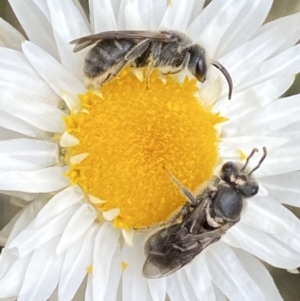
[70,30,233,99]
[142,147,267,278]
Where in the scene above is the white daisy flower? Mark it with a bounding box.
[1,0,300,300]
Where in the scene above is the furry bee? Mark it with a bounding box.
[70,30,233,99]
[142,147,267,278]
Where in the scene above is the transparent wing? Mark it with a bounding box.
[70,30,173,53]
[142,229,223,278]
[142,255,184,278]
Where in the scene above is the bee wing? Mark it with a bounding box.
[142,226,227,278]
[70,30,173,53]
[142,255,184,278]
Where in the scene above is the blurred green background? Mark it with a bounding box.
[0,0,300,300]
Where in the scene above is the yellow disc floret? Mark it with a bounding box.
[64,69,225,229]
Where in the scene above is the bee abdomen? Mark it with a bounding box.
[84,38,136,78]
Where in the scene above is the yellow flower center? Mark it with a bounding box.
[64,69,225,229]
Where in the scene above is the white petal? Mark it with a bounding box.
[0,251,31,298]
[7,203,79,257]
[89,0,117,32]
[0,139,58,171]
[122,228,134,246]
[124,1,145,30]
[116,0,127,30]
[219,135,288,160]
[72,0,90,28]
[207,242,266,301]
[233,248,283,301]
[0,69,60,107]
[102,246,122,301]
[214,286,227,301]
[195,0,247,58]
[122,232,152,301]
[0,210,23,246]
[8,0,59,59]
[188,0,234,40]
[255,146,300,177]
[254,12,300,58]
[147,278,167,301]
[0,167,69,193]
[92,223,120,301]
[47,0,90,76]
[0,47,60,106]
[239,44,300,90]
[88,195,106,204]
[31,0,50,20]
[0,90,66,133]
[188,0,205,26]
[219,25,294,89]
[0,158,43,172]
[260,171,300,207]
[18,237,62,301]
[0,18,25,51]
[22,41,86,112]
[241,196,300,252]
[130,0,167,31]
[229,224,300,268]
[5,198,48,247]
[33,185,84,228]
[69,153,89,164]
[159,0,195,32]
[0,47,35,76]
[58,224,98,301]
[287,268,300,274]
[167,271,198,301]
[0,127,28,141]
[103,208,120,221]
[184,254,216,301]
[57,204,96,255]
[215,0,272,57]
[60,131,80,147]
[85,274,93,301]
[272,130,300,147]
[0,109,46,139]
[215,74,294,119]
[48,288,59,301]
[60,91,82,113]
[222,94,300,137]
[281,120,300,132]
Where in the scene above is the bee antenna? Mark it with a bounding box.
[248,147,267,175]
[211,61,233,100]
[240,148,258,172]
[162,166,197,205]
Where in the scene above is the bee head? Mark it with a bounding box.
[187,45,207,83]
[220,147,267,198]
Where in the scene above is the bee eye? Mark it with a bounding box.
[252,186,259,195]
[195,59,207,82]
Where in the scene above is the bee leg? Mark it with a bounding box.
[168,203,192,224]
[125,39,152,62]
[179,51,190,71]
[99,59,129,85]
[145,41,162,88]
[162,167,197,206]
[161,52,190,76]
[182,222,234,245]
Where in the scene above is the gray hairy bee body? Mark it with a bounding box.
[142,148,267,278]
[71,30,232,99]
